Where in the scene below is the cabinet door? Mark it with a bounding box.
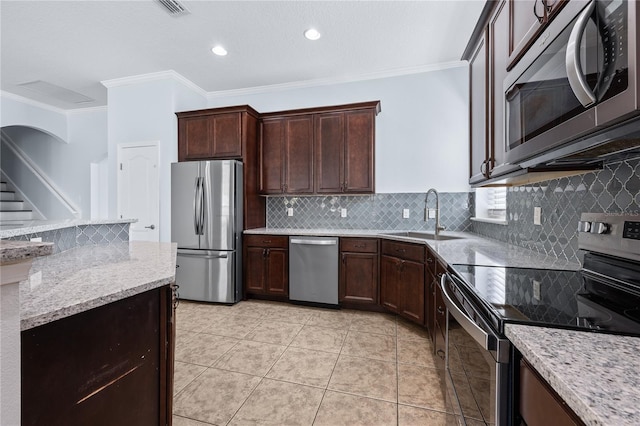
[469,30,489,184]
[260,118,285,194]
[266,248,289,296]
[211,113,242,158]
[344,110,375,193]
[315,112,345,193]
[508,0,544,68]
[399,260,425,325]
[245,246,266,294]
[380,255,400,312]
[284,115,314,194]
[508,0,568,69]
[340,252,379,304]
[489,0,510,177]
[179,116,212,161]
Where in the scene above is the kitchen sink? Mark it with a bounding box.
[381,231,462,241]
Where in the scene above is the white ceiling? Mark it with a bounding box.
[1,0,486,110]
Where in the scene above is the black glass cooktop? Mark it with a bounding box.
[450,264,640,336]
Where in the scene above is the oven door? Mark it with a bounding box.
[441,273,511,425]
[504,0,632,166]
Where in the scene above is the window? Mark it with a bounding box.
[473,187,508,224]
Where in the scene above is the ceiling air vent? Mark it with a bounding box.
[17,80,95,104]
[156,0,190,17]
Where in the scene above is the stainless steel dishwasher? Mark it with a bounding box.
[289,236,339,306]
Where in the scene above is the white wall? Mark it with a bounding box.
[207,65,471,193]
[1,93,68,141]
[105,76,206,242]
[0,99,107,219]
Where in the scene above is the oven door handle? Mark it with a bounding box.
[440,273,493,350]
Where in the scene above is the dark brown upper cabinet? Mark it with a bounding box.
[176,105,265,230]
[464,0,527,185]
[259,115,314,195]
[315,107,377,194]
[177,105,259,161]
[507,0,568,70]
[259,101,380,196]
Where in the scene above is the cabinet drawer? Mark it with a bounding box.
[340,238,378,253]
[381,240,425,263]
[244,235,288,248]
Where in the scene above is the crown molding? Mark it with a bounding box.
[66,105,108,115]
[101,70,207,97]
[207,61,467,99]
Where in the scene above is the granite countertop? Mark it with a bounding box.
[244,228,581,270]
[20,241,176,330]
[506,324,640,426]
[0,240,54,264]
[0,218,137,239]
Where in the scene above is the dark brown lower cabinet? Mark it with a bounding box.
[519,359,585,426]
[380,240,426,325]
[21,285,176,426]
[244,235,289,299]
[339,238,379,306]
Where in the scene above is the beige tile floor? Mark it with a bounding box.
[173,299,459,426]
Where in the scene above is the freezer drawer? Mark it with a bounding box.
[289,236,339,305]
[175,249,239,303]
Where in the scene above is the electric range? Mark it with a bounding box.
[440,213,640,425]
[448,212,640,337]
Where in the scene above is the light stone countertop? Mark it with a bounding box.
[0,240,54,264]
[505,324,640,426]
[244,228,581,270]
[20,241,176,330]
[0,218,137,239]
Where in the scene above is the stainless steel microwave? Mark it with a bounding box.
[504,0,640,168]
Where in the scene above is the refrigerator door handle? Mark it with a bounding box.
[193,177,201,235]
[199,177,205,235]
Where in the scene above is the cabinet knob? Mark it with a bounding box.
[427,257,434,263]
[437,306,445,315]
[436,349,445,360]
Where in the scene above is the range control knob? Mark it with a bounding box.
[590,222,610,234]
[578,221,592,233]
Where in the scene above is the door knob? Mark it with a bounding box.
[145,224,156,230]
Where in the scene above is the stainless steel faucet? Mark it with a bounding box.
[424,188,446,236]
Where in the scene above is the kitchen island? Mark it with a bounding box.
[19,241,177,425]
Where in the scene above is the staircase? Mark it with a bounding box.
[0,181,33,225]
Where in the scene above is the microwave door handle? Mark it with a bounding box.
[566,1,597,107]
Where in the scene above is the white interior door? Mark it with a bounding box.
[117,142,160,242]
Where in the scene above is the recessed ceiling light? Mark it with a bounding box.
[304,28,321,41]
[211,46,228,56]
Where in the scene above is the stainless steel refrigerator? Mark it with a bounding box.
[171,160,243,303]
